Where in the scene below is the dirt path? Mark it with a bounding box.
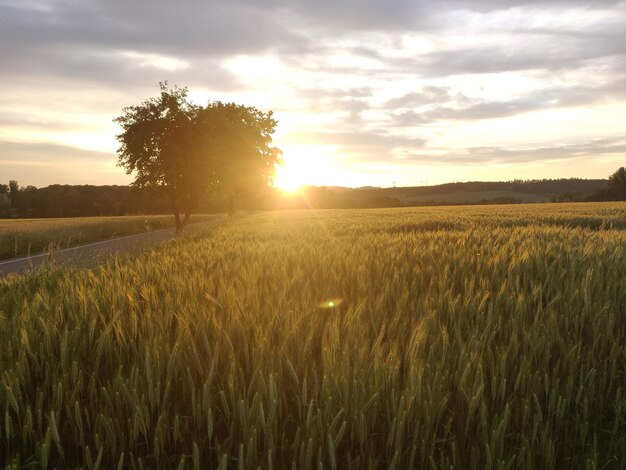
[0,217,227,278]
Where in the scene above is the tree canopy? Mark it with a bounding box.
[607,167,626,200]
[114,83,281,231]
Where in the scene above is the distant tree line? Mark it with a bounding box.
[0,182,276,219]
[2,169,624,219]
[0,182,164,218]
[357,178,608,201]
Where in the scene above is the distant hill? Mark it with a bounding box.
[283,178,609,209]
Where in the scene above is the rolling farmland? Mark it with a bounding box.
[1,203,625,469]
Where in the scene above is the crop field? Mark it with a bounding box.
[1,202,625,469]
[0,214,217,260]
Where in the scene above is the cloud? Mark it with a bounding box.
[260,0,624,33]
[298,87,374,100]
[385,87,455,108]
[390,99,550,125]
[0,140,114,161]
[1,0,625,185]
[0,111,83,130]
[3,0,625,89]
[491,139,626,163]
[0,1,308,56]
[286,130,424,147]
[386,77,626,126]
[0,140,126,186]
[421,33,626,77]
[396,138,626,165]
[282,130,426,162]
[0,0,307,89]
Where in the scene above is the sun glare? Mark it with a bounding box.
[273,162,306,193]
[273,145,332,193]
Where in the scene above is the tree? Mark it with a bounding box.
[9,180,19,206]
[115,83,281,232]
[607,167,626,200]
[114,83,198,231]
[186,102,281,214]
[0,184,9,217]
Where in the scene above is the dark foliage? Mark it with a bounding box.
[588,167,626,201]
[114,83,281,231]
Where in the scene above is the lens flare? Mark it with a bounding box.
[317,297,344,310]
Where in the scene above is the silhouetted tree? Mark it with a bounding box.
[0,184,9,216]
[185,102,281,215]
[8,180,19,206]
[115,83,280,232]
[114,83,198,231]
[607,167,626,200]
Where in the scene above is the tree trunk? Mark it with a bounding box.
[174,212,183,234]
[170,192,184,234]
[184,211,191,226]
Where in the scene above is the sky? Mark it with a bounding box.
[1,0,625,188]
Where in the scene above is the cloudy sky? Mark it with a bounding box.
[1,0,625,188]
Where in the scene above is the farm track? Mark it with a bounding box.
[0,216,228,278]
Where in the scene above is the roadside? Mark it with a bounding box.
[0,214,219,260]
[0,216,228,278]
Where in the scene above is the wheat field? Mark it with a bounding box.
[1,203,625,469]
[0,214,218,260]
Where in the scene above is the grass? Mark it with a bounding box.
[1,202,625,468]
[0,214,217,260]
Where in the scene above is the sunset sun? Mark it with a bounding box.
[272,147,319,193]
[273,162,305,193]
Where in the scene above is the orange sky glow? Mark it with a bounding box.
[1,1,625,188]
